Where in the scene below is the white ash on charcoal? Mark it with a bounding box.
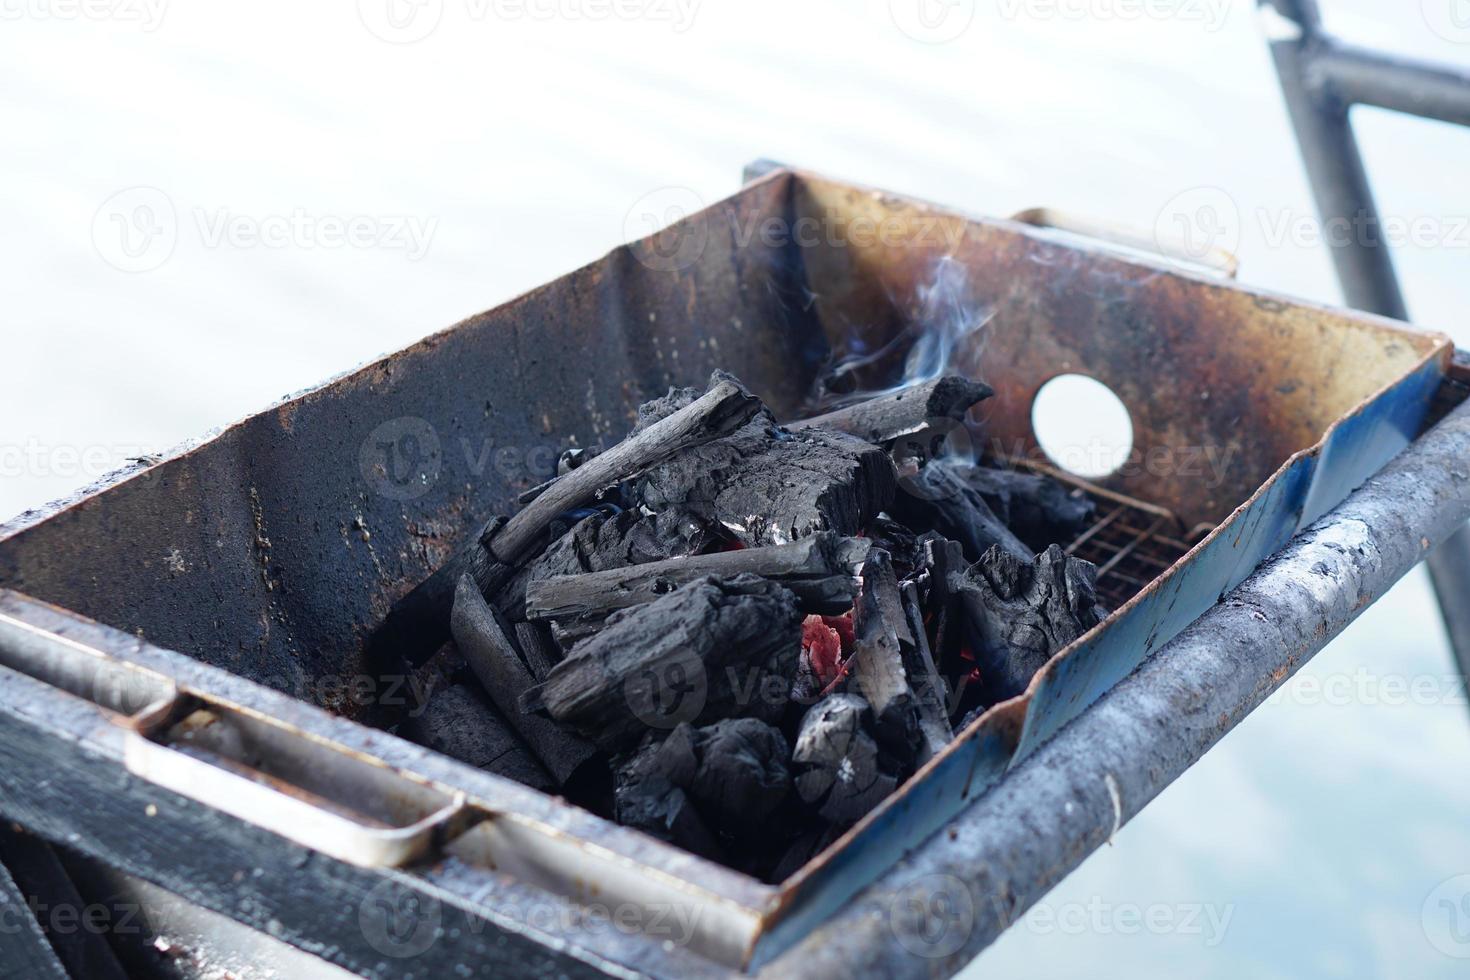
[367,372,762,668]
[364,365,1122,873]
[948,543,1104,704]
[791,693,900,826]
[522,574,803,752]
[493,505,714,621]
[789,376,993,444]
[632,387,896,548]
[524,531,868,628]
[847,551,921,764]
[845,549,955,767]
[614,718,792,855]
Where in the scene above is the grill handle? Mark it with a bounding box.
[118,693,474,869]
[1010,207,1240,279]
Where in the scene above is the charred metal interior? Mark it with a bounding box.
[0,167,1458,977]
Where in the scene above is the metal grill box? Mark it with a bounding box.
[0,168,1451,976]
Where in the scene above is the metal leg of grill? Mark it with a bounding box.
[1428,527,1470,679]
[1260,0,1470,689]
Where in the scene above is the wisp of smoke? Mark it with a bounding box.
[811,255,994,414]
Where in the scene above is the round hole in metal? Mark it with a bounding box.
[1031,374,1134,480]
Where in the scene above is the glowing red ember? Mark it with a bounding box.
[801,615,844,687]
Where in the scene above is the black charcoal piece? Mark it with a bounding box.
[397,679,554,791]
[524,532,868,622]
[864,514,923,579]
[889,463,1032,565]
[634,410,896,548]
[951,544,1103,704]
[613,741,724,861]
[494,506,713,620]
[899,580,954,761]
[451,574,599,785]
[516,446,601,505]
[512,620,560,682]
[663,718,792,832]
[613,719,793,862]
[966,465,1097,551]
[523,574,802,752]
[791,693,898,826]
[790,375,993,444]
[848,552,920,764]
[488,372,763,564]
[371,373,755,670]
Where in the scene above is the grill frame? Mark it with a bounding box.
[0,166,1455,976]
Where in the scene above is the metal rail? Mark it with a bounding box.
[1261,0,1470,686]
[760,393,1470,977]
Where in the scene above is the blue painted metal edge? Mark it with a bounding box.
[748,340,1449,971]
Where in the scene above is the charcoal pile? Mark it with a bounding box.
[375,370,1106,880]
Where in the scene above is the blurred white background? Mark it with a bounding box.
[2,1,1469,976]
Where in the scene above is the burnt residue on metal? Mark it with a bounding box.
[0,177,831,707]
[789,177,1444,529]
[0,166,1452,970]
[0,172,1441,710]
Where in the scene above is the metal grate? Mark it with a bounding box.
[999,459,1209,610]
[1063,502,1199,609]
